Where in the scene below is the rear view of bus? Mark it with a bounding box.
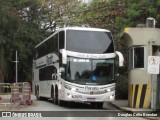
[33,27,124,108]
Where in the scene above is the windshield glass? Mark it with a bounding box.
[66,30,114,53]
[65,57,115,85]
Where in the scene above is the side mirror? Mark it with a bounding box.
[115,51,124,67]
[61,49,67,64]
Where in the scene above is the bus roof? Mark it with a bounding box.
[35,27,111,48]
[60,27,111,32]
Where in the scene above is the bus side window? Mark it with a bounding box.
[39,66,57,81]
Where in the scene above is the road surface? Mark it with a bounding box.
[1,96,147,120]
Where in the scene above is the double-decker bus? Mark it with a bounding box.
[32,27,124,108]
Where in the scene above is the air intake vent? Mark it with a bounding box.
[146,17,156,28]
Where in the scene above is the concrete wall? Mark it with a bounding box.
[122,28,160,109]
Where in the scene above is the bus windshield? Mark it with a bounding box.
[65,57,115,85]
[66,30,114,53]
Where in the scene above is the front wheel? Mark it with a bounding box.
[54,88,58,105]
[51,87,54,103]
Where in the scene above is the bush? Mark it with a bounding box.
[115,73,128,100]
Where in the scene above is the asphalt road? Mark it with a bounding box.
[1,96,147,120]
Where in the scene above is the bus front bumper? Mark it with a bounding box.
[59,89,115,102]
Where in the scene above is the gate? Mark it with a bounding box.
[0,83,12,110]
[0,82,32,110]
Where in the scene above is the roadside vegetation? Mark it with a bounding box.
[0,0,160,99]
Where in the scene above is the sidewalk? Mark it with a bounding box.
[110,100,159,120]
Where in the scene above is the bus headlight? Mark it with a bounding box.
[105,87,115,92]
[109,94,115,99]
[107,89,111,92]
[64,84,77,91]
[71,87,76,91]
[64,84,72,90]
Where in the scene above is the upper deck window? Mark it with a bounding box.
[34,31,65,59]
[66,30,114,54]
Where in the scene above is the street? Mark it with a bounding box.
[2,96,147,120]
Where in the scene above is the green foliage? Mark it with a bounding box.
[1,0,160,85]
[115,73,128,100]
[125,0,160,27]
[0,0,48,82]
[72,0,128,41]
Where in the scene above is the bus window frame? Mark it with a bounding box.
[34,30,65,59]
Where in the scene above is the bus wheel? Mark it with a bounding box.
[36,86,41,100]
[51,87,54,103]
[54,88,58,105]
[35,85,37,96]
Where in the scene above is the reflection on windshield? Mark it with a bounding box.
[66,30,114,53]
[66,57,114,85]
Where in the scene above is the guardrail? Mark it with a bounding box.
[0,82,32,110]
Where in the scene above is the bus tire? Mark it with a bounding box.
[35,85,37,96]
[54,87,58,105]
[36,86,41,100]
[51,86,54,103]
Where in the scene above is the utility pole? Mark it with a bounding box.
[14,51,18,83]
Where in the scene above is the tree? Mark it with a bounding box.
[0,0,81,82]
[0,0,48,83]
[125,0,160,27]
[72,0,128,39]
[31,0,80,32]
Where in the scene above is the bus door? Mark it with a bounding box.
[39,67,48,97]
[46,65,58,97]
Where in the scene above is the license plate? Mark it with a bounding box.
[87,98,96,101]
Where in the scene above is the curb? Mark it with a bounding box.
[109,102,158,120]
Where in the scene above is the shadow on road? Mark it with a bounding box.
[38,98,116,110]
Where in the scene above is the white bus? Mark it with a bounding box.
[32,27,124,108]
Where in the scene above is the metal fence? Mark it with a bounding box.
[0,82,32,110]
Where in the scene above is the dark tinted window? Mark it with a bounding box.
[66,30,114,53]
[134,47,144,68]
[39,66,57,81]
[59,31,65,49]
[35,34,58,59]
[129,47,144,69]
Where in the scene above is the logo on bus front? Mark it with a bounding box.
[85,86,99,91]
